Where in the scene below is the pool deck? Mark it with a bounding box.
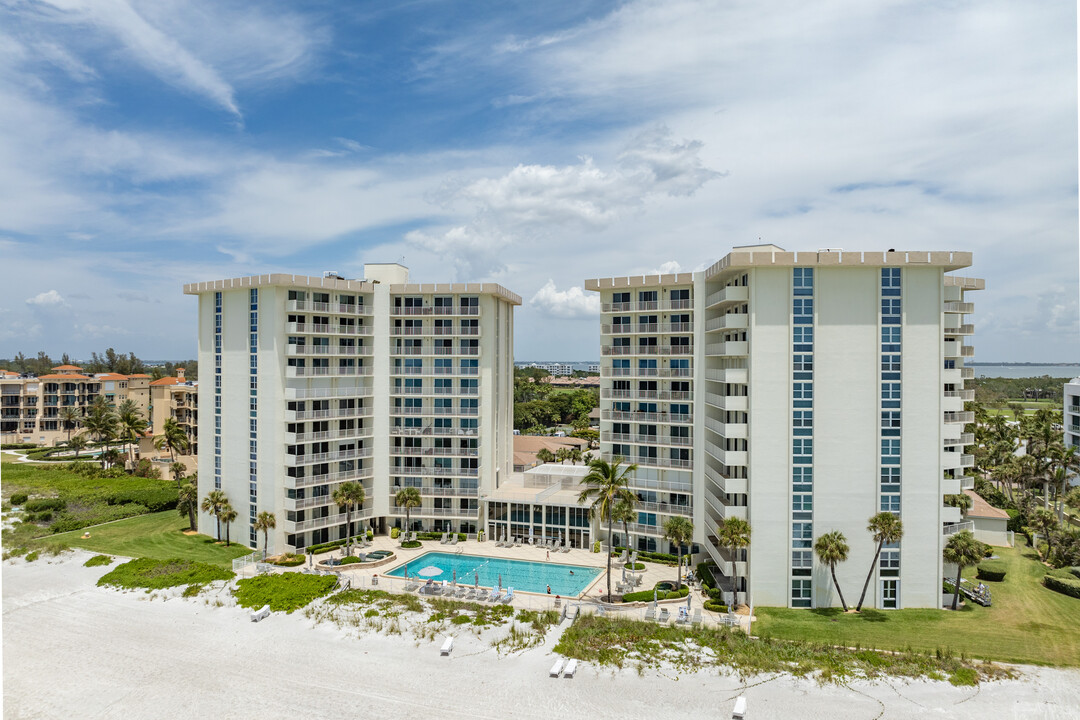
[277,534,749,629]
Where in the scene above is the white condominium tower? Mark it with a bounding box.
[587,245,982,609]
[184,264,518,553]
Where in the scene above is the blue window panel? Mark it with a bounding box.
[792,522,813,548]
[793,267,814,295]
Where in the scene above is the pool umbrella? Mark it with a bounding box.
[452,569,457,585]
[474,571,479,589]
[498,573,502,592]
[653,587,658,607]
[687,593,692,611]
[417,566,443,577]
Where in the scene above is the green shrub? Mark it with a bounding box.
[625,561,645,570]
[592,540,601,553]
[233,573,337,613]
[25,550,39,562]
[976,561,1006,582]
[1,443,39,450]
[390,527,401,539]
[697,562,717,587]
[401,540,422,549]
[621,586,690,602]
[26,511,53,523]
[306,539,348,554]
[10,493,28,506]
[49,503,150,533]
[704,601,729,613]
[1068,567,1080,580]
[1042,574,1080,599]
[182,584,204,598]
[25,498,66,512]
[98,558,234,589]
[338,556,362,565]
[84,554,113,567]
[272,553,306,567]
[707,586,721,600]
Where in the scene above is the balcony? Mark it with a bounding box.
[943,520,975,536]
[704,446,748,467]
[286,466,374,489]
[600,299,693,313]
[944,324,975,336]
[704,417,747,440]
[284,386,372,401]
[287,344,373,357]
[960,367,974,379]
[285,447,373,467]
[942,505,963,523]
[943,302,974,314]
[390,306,480,316]
[391,366,479,377]
[392,446,479,457]
[602,322,694,335]
[601,345,693,356]
[705,341,748,357]
[943,411,974,424]
[601,389,694,401]
[704,367,747,384]
[285,366,370,378]
[285,406,372,422]
[704,392,747,412]
[287,507,375,533]
[943,389,975,401]
[285,427,371,444]
[704,314,748,332]
[705,285,749,309]
[601,410,692,424]
[390,425,480,437]
[389,506,472,517]
[704,465,746,495]
[287,300,373,315]
[702,493,747,522]
[943,433,975,447]
[286,322,373,336]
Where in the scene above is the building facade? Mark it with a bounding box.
[586,246,982,609]
[1066,379,1080,450]
[184,264,518,553]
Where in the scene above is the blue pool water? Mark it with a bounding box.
[384,552,601,596]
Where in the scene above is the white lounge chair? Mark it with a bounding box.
[549,658,565,677]
[560,540,571,553]
[613,550,627,566]
[489,588,501,602]
[450,535,459,546]
[440,636,454,656]
[643,606,656,623]
[732,695,747,719]
[502,587,514,604]
[658,608,670,624]
[440,533,449,544]
[563,659,578,678]
[250,604,270,622]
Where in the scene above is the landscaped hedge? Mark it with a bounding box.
[401,540,422,548]
[612,547,680,565]
[704,601,729,613]
[307,539,348,554]
[25,498,66,512]
[1042,574,1080,599]
[1,443,39,450]
[415,532,466,541]
[9,493,28,506]
[697,562,717,589]
[272,554,306,567]
[338,556,363,565]
[622,586,690,602]
[391,527,401,539]
[976,561,1007,582]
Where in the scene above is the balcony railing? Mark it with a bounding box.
[602,410,692,424]
[601,389,693,401]
[285,447,372,466]
[286,300,373,315]
[287,345,373,357]
[285,386,372,401]
[704,314,748,332]
[390,306,480,316]
[705,285,748,309]
[286,322,373,336]
[705,341,748,356]
[943,389,975,400]
[943,302,974,314]
[286,427,371,444]
[286,407,372,421]
[285,366,371,378]
[943,521,975,536]
[944,411,975,424]
[287,467,374,489]
[390,426,480,437]
[600,299,693,313]
[944,324,975,336]
[601,345,693,356]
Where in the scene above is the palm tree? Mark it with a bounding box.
[611,499,636,550]
[83,400,118,447]
[943,530,987,610]
[661,516,694,591]
[855,512,904,612]
[100,448,123,471]
[67,433,89,459]
[578,456,637,600]
[177,483,198,531]
[220,503,237,547]
[536,448,555,465]
[58,406,80,443]
[1031,507,1057,562]
[116,399,146,468]
[395,486,422,533]
[1048,443,1080,521]
[332,481,366,555]
[814,530,850,611]
[154,417,190,462]
[169,462,187,490]
[254,511,277,558]
[555,447,570,464]
[945,493,972,511]
[716,517,752,608]
[200,489,229,541]
[569,447,583,465]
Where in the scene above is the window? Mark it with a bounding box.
[880,494,901,513]
[793,410,813,435]
[880,579,899,609]
[881,268,901,296]
[792,494,812,513]
[881,327,901,352]
[881,355,901,372]
[792,466,813,492]
[793,298,813,323]
[880,467,901,493]
[792,522,813,549]
[793,383,813,408]
[881,382,901,408]
[881,411,901,435]
[881,298,901,323]
[791,579,812,608]
[881,438,901,464]
[793,267,814,295]
[793,355,813,373]
[793,326,813,351]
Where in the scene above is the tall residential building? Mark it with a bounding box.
[184,264,518,553]
[586,246,982,610]
[1065,378,1080,450]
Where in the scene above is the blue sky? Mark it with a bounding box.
[0,0,1077,362]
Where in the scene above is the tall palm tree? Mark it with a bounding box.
[154,417,190,462]
[254,511,277,558]
[169,461,187,490]
[395,486,422,533]
[578,456,637,600]
[661,515,694,591]
[1031,507,1057,562]
[58,406,80,443]
[716,517,752,608]
[220,503,237,547]
[569,447,583,465]
[178,483,199,531]
[116,399,145,468]
[332,481,366,555]
[536,447,555,465]
[943,530,986,610]
[67,433,89,459]
[855,512,904,612]
[1048,443,1080,522]
[83,400,118,447]
[814,530,850,611]
[555,447,570,464]
[200,489,229,541]
[612,499,636,550]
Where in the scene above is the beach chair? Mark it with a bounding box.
[658,608,670,624]
[549,658,566,677]
[513,537,523,548]
[732,695,747,719]
[563,659,578,678]
[676,608,689,625]
[613,550,628,566]
[440,636,454,656]
[691,609,702,627]
[450,535,459,546]
[404,580,419,592]
[250,604,271,622]
[502,587,514,604]
[560,540,571,553]
[596,606,606,618]
[489,587,501,602]
[440,533,449,544]
[456,585,468,598]
[643,606,656,623]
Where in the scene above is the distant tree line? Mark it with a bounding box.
[0,348,196,380]
[971,376,1069,406]
[513,367,598,433]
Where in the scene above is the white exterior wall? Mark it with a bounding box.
[1065,380,1080,450]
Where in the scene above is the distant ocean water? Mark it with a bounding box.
[970,365,1079,379]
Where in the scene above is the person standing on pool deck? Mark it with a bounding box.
[546,550,550,561]
[547,585,551,594]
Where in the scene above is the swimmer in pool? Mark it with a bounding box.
[569,570,574,575]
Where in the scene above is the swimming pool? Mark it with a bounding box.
[383,552,601,597]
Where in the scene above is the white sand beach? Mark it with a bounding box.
[3,551,1078,720]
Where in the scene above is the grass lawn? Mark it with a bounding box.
[984,400,1059,418]
[754,544,1080,666]
[44,511,251,569]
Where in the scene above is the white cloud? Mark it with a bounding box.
[530,280,600,319]
[25,290,68,307]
